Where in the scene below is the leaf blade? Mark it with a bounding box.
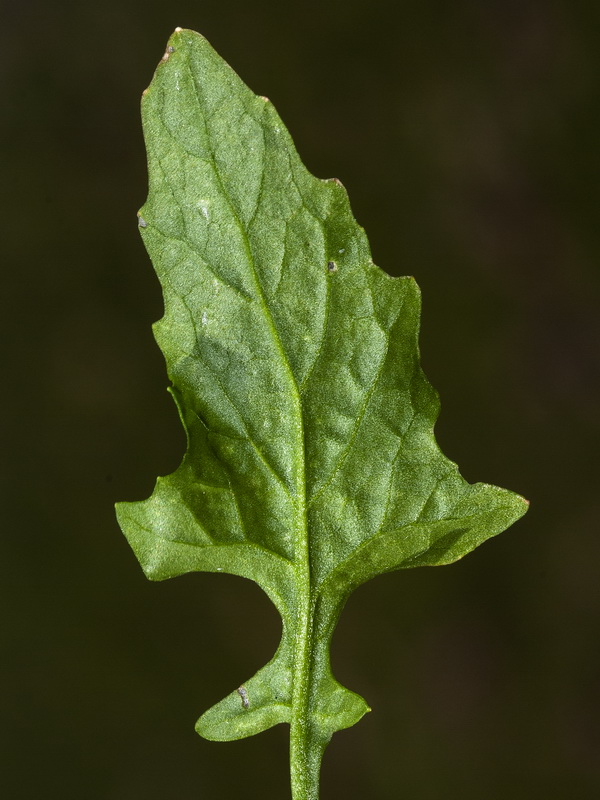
[116,28,529,796]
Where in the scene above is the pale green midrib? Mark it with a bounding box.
[186,54,320,796]
[152,48,321,794]
[182,58,315,774]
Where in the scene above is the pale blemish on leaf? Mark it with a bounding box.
[237,686,250,709]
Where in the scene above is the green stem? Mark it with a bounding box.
[289,583,321,800]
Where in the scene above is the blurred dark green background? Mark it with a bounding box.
[2,1,599,797]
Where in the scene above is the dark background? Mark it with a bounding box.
[2,1,599,798]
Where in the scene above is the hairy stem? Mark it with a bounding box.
[290,588,321,800]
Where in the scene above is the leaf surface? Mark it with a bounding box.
[116,28,528,797]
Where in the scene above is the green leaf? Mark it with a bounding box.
[116,28,528,800]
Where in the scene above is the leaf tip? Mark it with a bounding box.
[503,488,530,513]
[157,27,193,67]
